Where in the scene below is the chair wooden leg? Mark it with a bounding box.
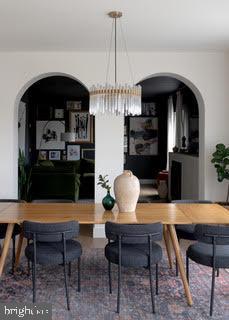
[210,267,216,316]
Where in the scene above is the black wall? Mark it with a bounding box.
[20,76,94,165]
[124,96,168,179]
[124,83,199,180]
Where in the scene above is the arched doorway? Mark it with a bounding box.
[16,73,95,201]
[124,73,204,200]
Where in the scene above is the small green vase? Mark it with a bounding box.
[102,191,115,210]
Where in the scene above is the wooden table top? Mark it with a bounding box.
[0,203,192,225]
[177,203,229,224]
[0,202,228,225]
[0,203,13,213]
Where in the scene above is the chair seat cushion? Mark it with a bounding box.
[0,223,21,239]
[25,240,82,265]
[105,242,162,267]
[187,242,229,268]
[176,224,196,241]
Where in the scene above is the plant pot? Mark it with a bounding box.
[102,191,115,210]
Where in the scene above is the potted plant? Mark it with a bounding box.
[97,174,115,210]
[18,149,31,201]
[211,143,229,204]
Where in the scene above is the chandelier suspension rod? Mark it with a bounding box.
[115,15,117,84]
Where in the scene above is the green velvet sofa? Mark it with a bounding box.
[29,159,94,202]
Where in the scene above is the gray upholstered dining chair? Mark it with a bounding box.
[23,220,82,310]
[186,224,229,316]
[105,222,163,314]
[172,199,212,275]
[0,199,25,273]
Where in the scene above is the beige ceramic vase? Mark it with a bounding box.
[114,170,140,212]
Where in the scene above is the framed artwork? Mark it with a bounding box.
[54,109,64,119]
[49,150,61,160]
[67,145,80,161]
[129,117,158,155]
[38,150,47,160]
[69,112,93,143]
[81,148,95,160]
[36,121,65,150]
[66,101,82,111]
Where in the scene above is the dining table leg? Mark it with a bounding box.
[163,225,173,269]
[167,224,193,306]
[0,223,15,276]
[14,229,24,271]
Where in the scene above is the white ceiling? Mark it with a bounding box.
[0,0,229,51]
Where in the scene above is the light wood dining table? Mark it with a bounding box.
[0,202,228,307]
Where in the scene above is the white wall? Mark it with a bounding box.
[0,51,228,201]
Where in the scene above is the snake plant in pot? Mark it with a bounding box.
[211,143,229,203]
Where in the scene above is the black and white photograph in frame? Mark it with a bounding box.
[129,117,158,155]
[36,121,65,150]
[49,150,61,160]
[69,112,92,143]
[67,145,80,161]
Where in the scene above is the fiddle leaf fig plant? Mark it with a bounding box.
[211,143,229,202]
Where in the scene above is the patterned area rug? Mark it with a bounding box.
[0,249,228,320]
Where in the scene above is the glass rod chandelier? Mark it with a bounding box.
[89,11,142,116]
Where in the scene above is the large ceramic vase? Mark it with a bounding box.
[102,191,115,210]
[114,170,140,212]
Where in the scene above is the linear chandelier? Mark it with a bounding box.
[89,11,142,116]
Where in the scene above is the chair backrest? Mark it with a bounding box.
[194,224,229,245]
[172,200,212,204]
[0,199,26,203]
[105,222,162,244]
[31,199,74,203]
[23,220,79,242]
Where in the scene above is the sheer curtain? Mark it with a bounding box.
[167,95,176,169]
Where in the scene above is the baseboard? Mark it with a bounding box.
[93,224,105,238]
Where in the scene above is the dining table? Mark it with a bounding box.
[0,202,229,307]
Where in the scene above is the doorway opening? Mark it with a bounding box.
[18,75,95,202]
[124,75,201,202]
